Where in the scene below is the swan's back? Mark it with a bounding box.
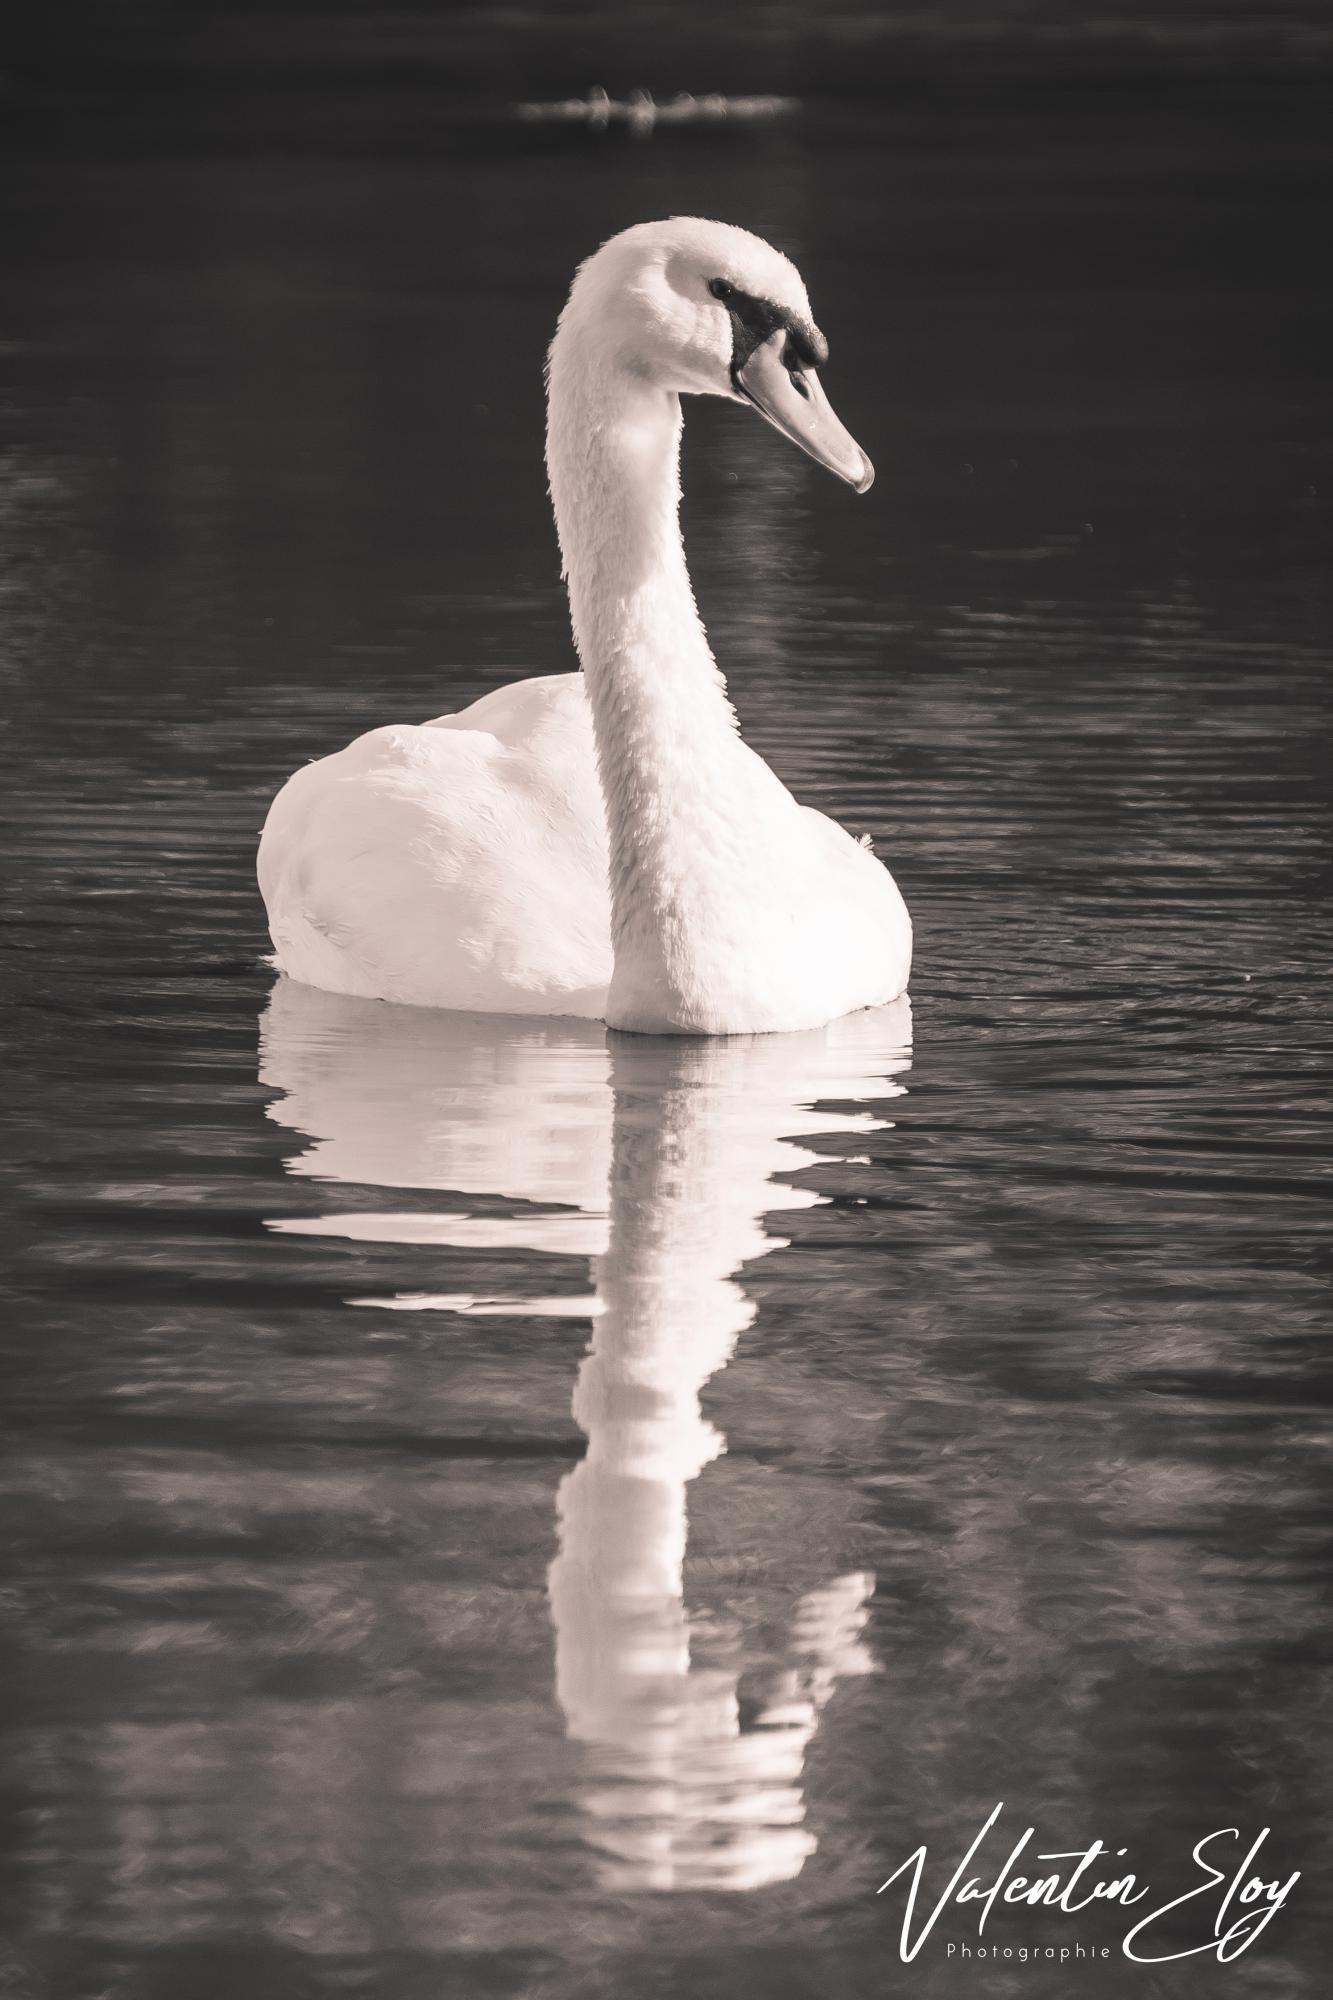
[258,674,613,1014]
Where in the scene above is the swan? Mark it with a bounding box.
[258,217,911,1034]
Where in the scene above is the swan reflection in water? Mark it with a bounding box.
[260,978,912,1893]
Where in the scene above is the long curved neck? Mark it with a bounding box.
[546,334,747,988]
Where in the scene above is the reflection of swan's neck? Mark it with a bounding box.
[546,1042,885,1894]
[545,335,747,1015]
[551,1062,751,1748]
[581,1065,755,1471]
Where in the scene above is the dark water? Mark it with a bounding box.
[3,97,1332,1999]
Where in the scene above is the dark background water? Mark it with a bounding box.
[2,9,1332,1997]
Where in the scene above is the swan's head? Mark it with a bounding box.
[554,217,874,493]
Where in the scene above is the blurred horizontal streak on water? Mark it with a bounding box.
[2,57,1332,2000]
[7,3,1333,158]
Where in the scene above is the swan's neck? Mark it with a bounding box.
[546,335,754,1022]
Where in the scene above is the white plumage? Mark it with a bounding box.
[259,675,611,1014]
[259,217,911,1034]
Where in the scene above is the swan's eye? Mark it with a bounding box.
[709,278,736,303]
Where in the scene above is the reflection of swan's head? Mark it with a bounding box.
[551,217,874,492]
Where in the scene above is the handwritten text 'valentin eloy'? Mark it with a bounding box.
[876,1802,1299,1965]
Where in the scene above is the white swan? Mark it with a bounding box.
[258,217,911,1034]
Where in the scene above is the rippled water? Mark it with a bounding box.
[3,99,1332,1999]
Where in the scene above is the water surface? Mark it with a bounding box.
[2,97,1332,1999]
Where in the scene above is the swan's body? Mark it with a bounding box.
[259,218,911,1034]
[260,674,612,1016]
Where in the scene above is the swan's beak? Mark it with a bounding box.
[735,330,874,494]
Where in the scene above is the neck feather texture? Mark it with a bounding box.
[546,331,771,1024]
